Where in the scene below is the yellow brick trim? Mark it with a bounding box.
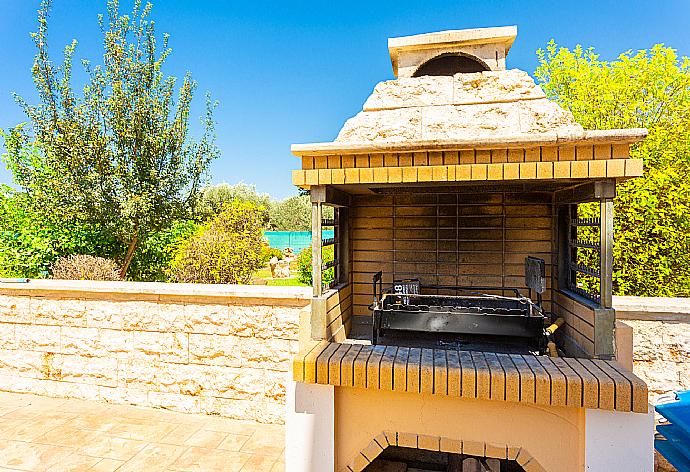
[612,143,630,159]
[402,166,417,182]
[343,431,546,472]
[332,168,345,184]
[625,159,644,176]
[305,169,319,186]
[300,342,648,413]
[292,170,306,186]
[369,153,384,167]
[318,168,332,184]
[292,159,644,188]
[359,167,373,183]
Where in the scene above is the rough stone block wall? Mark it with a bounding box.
[626,319,690,405]
[0,282,310,424]
[614,296,690,407]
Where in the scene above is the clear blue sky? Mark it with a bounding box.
[1,0,689,199]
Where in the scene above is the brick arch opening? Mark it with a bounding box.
[343,431,545,472]
[413,52,490,77]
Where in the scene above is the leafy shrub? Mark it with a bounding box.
[297,245,334,286]
[50,254,121,281]
[126,220,199,282]
[260,244,284,266]
[0,187,118,278]
[169,200,266,284]
[536,42,690,296]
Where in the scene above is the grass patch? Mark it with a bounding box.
[254,264,308,286]
[254,267,272,279]
[266,277,308,287]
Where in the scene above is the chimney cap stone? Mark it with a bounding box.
[388,26,518,77]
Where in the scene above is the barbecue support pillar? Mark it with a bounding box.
[285,380,335,472]
[310,201,327,340]
[312,201,323,297]
[599,199,614,309]
[594,197,616,359]
[584,407,654,471]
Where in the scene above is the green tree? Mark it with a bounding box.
[536,42,690,296]
[169,200,266,284]
[196,183,271,220]
[4,0,218,279]
[268,195,311,231]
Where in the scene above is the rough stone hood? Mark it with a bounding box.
[335,69,584,144]
[291,71,647,156]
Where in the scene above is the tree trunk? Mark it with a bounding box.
[119,232,139,279]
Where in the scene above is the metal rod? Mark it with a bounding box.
[569,263,601,278]
[569,240,601,250]
[571,218,601,226]
[322,259,338,271]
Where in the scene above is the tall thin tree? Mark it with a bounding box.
[5,0,219,278]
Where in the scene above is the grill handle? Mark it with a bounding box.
[372,271,383,306]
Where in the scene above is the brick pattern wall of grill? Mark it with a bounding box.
[349,191,556,319]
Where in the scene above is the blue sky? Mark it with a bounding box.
[1,0,689,199]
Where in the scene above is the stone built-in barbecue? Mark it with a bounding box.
[286,26,653,472]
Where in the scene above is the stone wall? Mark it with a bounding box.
[614,296,690,405]
[0,280,311,424]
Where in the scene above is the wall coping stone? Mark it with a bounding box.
[0,279,312,305]
[613,296,690,322]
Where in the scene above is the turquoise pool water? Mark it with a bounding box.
[264,230,334,253]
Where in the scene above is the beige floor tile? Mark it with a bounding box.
[0,392,33,405]
[55,399,106,415]
[0,418,29,440]
[270,460,285,472]
[217,433,251,452]
[88,458,125,472]
[240,431,284,456]
[169,446,251,472]
[159,424,201,446]
[78,435,147,461]
[64,414,121,433]
[44,453,101,472]
[240,453,277,471]
[0,393,286,472]
[0,439,74,472]
[0,417,70,442]
[0,408,42,420]
[105,419,177,442]
[201,418,259,435]
[0,406,21,416]
[33,425,101,448]
[183,429,227,449]
[116,406,173,421]
[116,443,187,472]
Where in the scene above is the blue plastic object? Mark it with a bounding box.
[655,390,690,472]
